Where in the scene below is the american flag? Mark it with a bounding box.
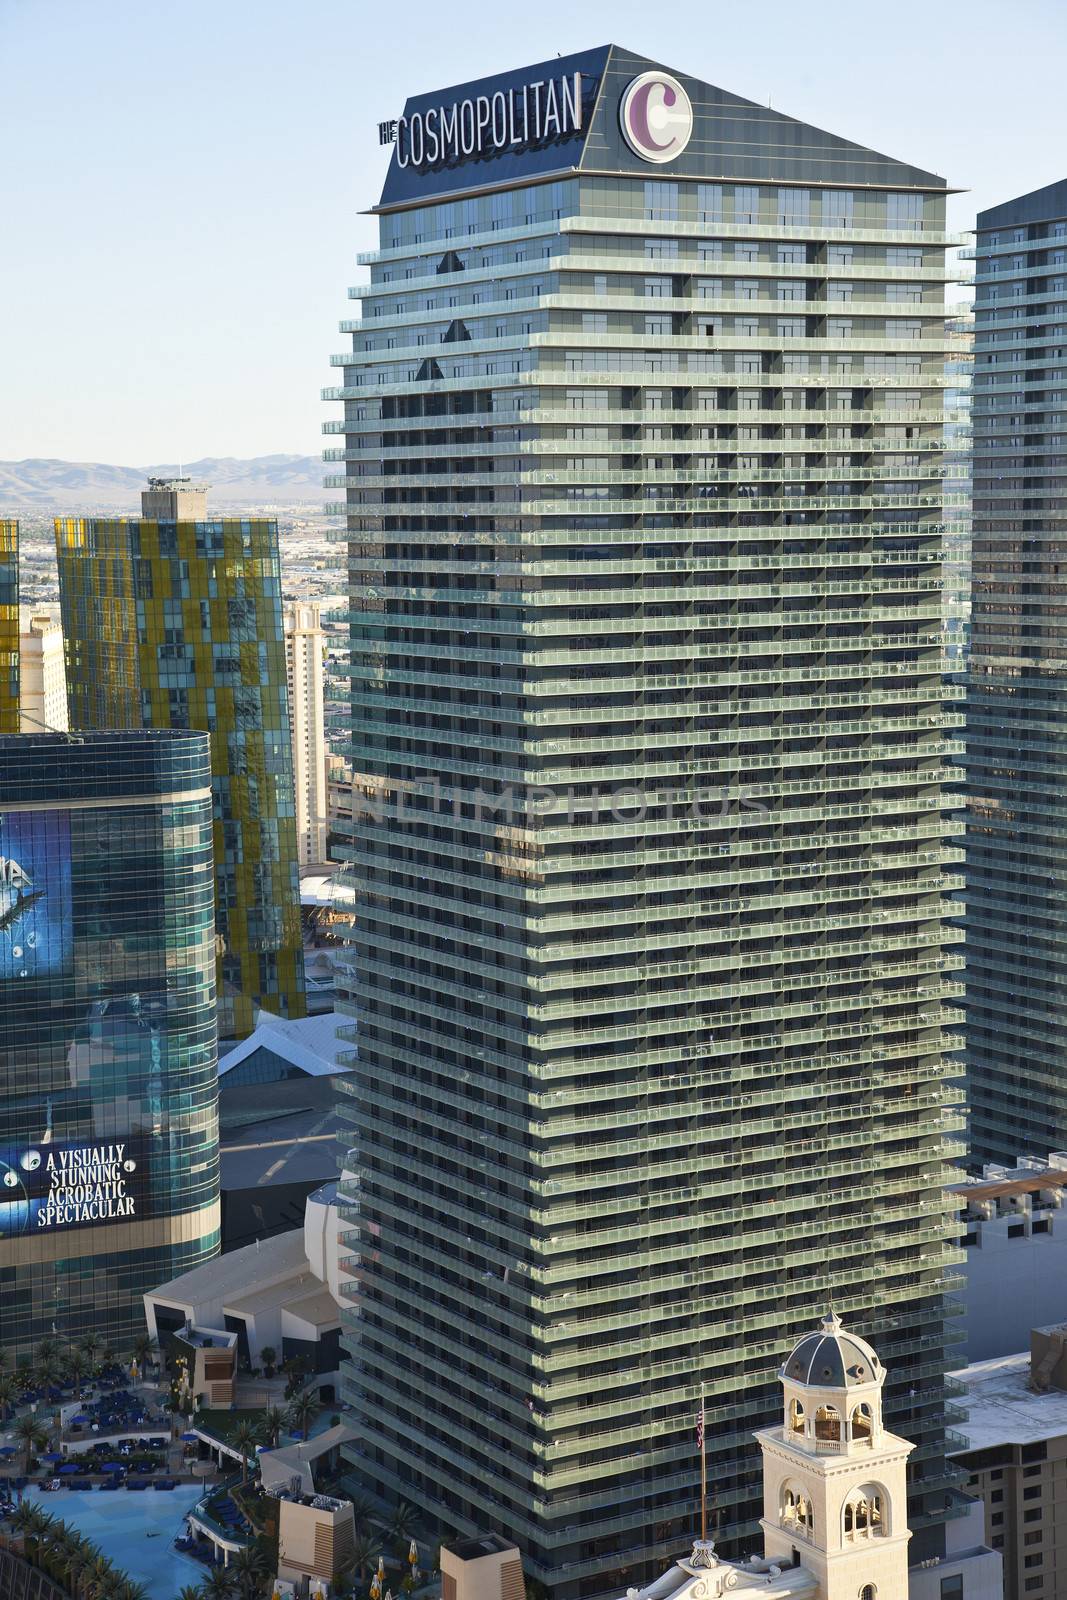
[696,1400,705,1449]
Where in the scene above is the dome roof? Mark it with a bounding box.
[783,1311,881,1389]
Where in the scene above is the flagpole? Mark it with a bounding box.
[699,1386,707,1542]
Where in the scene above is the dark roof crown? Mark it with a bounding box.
[783,1311,881,1389]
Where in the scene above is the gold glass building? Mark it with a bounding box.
[0,520,18,734]
[56,492,306,1038]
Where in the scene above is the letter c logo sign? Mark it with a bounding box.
[620,71,693,164]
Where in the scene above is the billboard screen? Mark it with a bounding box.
[0,809,73,980]
[0,1137,149,1235]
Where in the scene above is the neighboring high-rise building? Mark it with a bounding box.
[326,47,968,1596]
[284,600,329,866]
[19,605,68,734]
[952,1330,1067,1600]
[0,730,221,1356]
[0,519,18,734]
[965,179,1067,1166]
[56,482,306,1039]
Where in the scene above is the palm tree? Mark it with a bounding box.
[178,1587,207,1600]
[381,1500,420,1551]
[65,1346,91,1399]
[33,1335,62,1366]
[0,1371,18,1420]
[348,1492,377,1532]
[230,1541,271,1597]
[42,1523,80,1584]
[130,1332,157,1373]
[350,1531,377,1584]
[34,1353,65,1395]
[258,1345,277,1378]
[286,1389,318,1441]
[62,1539,97,1600]
[78,1331,103,1366]
[11,1501,53,1565]
[14,1412,49,1474]
[258,1405,285,1449]
[115,1580,151,1600]
[201,1565,236,1600]
[231,1418,259,1488]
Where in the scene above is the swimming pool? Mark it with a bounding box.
[26,1484,207,1599]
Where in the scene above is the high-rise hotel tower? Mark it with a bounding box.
[965,178,1067,1164]
[57,481,306,1040]
[326,47,967,1596]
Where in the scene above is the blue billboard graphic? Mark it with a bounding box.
[0,1136,148,1236]
[0,809,73,980]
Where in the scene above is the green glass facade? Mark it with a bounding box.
[56,515,306,1040]
[326,46,967,1597]
[0,520,18,734]
[965,179,1067,1164]
[0,731,220,1358]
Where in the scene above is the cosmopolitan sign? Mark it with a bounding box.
[0,1137,148,1235]
[380,70,587,172]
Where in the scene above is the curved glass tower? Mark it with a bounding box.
[327,46,967,1597]
[0,730,221,1356]
[56,503,306,1039]
[0,520,18,734]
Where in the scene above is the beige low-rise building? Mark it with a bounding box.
[276,1489,355,1589]
[441,1534,524,1600]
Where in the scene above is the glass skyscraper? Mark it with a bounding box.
[56,491,306,1040]
[965,178,1067,1165]
[327,46,967,1596]
[0,730,220,1357]
[0,519,18,734]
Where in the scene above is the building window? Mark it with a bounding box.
[644,181,679,222]
[698,184,723,224]
[887,192,923,231]
[824,190,855,229]
[940,1577,964,1600]
[778,187,810,226]
[860,1587,876,1600]
[734,185,759,225]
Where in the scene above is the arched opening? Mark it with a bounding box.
[789,1398,805,1437]
[780,1482,813,1536]
[851,1403,874,1444]
[814,1403,841,1443]
[843,1486,887,1541]
[860,1586,877,1600]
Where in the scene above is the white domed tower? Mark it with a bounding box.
[756,1312,914,1600]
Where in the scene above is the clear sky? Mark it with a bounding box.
[2,0,1064,464]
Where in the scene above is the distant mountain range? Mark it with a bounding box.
[0,455,325,510]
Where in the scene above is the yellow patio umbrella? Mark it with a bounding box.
[408,1540,418,1566]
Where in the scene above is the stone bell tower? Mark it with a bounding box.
[756,1312,914,1600]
